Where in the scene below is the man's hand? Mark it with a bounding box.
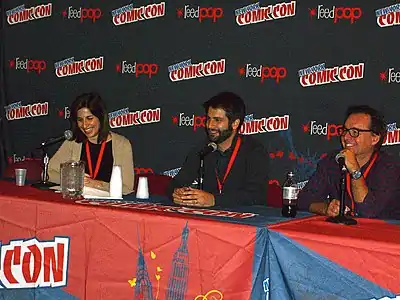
[340,149,360,173]
[173,187,215,207]
[326,199,352,216]
[326,199,340,217]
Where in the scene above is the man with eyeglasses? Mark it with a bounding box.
[298,105,400,219]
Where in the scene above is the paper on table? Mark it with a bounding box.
[83,186,109,197]
[50,186,122,199]
[82,186,123,200]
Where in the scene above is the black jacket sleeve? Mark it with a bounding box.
[168,147,200,196]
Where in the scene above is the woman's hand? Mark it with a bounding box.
[84,174,106,190]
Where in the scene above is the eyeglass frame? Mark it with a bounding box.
[338,126,376,138]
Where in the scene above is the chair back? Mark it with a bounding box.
[267,183,283,208]
[134,173,172,196]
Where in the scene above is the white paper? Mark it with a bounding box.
[83,195,123,200]
[83,186,110,197]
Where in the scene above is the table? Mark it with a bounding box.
[267,216,400,300]
[0,180,399,300]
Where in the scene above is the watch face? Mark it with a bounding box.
[352,170,362,180]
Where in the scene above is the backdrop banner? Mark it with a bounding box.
[1,0,399,186]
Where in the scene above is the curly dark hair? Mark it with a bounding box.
[203,92,246,127]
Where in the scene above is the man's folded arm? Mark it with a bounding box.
[298,160,330,214]
[168,149,199,195]
[354,164,400,218]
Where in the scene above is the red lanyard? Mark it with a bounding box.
[215,137,242,194]
[346,152,378,214]
[85,141,106,180]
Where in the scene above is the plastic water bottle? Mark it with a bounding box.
[282,172,298,218]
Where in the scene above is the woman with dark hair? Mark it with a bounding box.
[48,92,134,194]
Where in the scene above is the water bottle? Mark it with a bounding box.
[282,172,298,218]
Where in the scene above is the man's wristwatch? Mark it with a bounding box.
[351,169,362,180]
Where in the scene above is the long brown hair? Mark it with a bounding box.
[70,92,110,143]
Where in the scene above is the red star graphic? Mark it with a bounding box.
[276,151,284,158]
[302,122,310,132]
[58,110,64,117]
[62,10,67,17]
[238,67,245,76]
[115,64,121,73]
[172,116,178,124]
[176,8,183,18]
[9,59,15,68]
[288,152,296,160]
[379,71,387,81]
[309,8,316,17]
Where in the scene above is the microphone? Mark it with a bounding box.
[335,153,346,168]
[39,130,73,148]
[199,142,217,156]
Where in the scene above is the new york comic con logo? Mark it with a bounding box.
[234,1,296,26]
[4,101,48,121]
[0,237,69,289]
[308,5,362,24]
[176,5,223,22]
[239,114,289,135]
[62,6,102,22]
[108,107,161,128]
[380,67,400,84]
[6,3,52,25]
[54,56,104,78]
[298,62,364,87]
[115,61,159,78]
[238,64,287,83]
[376,3,400,28]
[9,57,47,74]
[383,122,400,146]
[111,2,165,26]
[303,121,342,141]
[168,58,225,82]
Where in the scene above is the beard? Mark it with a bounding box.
[207,126,233,144]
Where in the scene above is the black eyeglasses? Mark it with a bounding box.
[338,127,374,138]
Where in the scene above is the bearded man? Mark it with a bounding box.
[170,92,269,208]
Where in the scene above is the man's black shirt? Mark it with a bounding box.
[170,135,269,207]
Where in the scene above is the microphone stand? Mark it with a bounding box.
[326,164,357,225]
[31,143,58,190]
[198,154,205,190]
